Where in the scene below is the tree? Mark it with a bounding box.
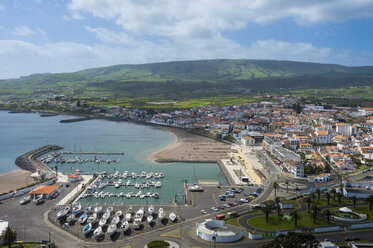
[331,189,336,201]
[351,196,358,208]
[316,189,321,201]
[311,193,316,203]
[311,205,320,223]
[323,209,332,224]
[285,179,289,193]
[275,197,281,220]
[1,226,17,248]
[262,232,318,248]
[273,181,279,197]
[262,205,272,223]
[325,192,331,205]
[54,165,58,177]
[290,211,301,228]
[305,197,312,213]
[366,195,373,210]
[337,192,342,204]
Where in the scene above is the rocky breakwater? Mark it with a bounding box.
[15,145,63,172]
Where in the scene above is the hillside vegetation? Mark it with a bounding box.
[1,59,373,98]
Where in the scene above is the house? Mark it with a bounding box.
[308,173,331,182]
[29,185,59,199]
[315,130,331,144]
[336,122,351,136]
[241,136,255,146]
[67,169,83,182]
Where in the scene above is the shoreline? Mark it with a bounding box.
[0,169,34,194]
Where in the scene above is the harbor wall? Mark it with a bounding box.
[15,145,63,172]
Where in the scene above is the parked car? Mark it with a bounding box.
[240,198,249,203]
[228,202,235,207]
[218,206,225,210]
[211,207,218,211]
[200,209,207,214]
[227,193,235,198]
[223,204,231,208]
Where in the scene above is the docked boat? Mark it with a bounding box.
[125,213,132,222]
[125,192,132,199]
[19,194,31,205]
[82,223,92,235]
[102,210,111,219]
[72,204,82,214]
[136,207,144,221]
[106,206,113,213]
[107,224,117,236]
[187,184,204,192]
[87,213,97,223]
[135,182,140,188]
[155,181,162,188]
[158,208,165,220]
[94,206,102,215]
[84,206,92,213]
[159,172,164,178]
[148,205,155,215]
[93,226,102,238]
[125,180,131,187]
[133,218,141,229]
[79,213,88,224]
[57,206,70,219]
[154,192,159,199]
[169,212,176,222]
[111,216,120,226]
[33,194,43,204]
[121,220,129,232]
[115,210,123,218]
[146,215,153,224]
[99,217,107,226]
[67,214,75,223]
[114,182,120,188]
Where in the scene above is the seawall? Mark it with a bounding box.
[15,145,63,172]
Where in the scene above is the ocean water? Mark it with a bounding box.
[0,111,227,204]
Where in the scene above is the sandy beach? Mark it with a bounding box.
[0,169,34,194]
[150,126,233,162]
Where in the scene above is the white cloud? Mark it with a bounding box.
[84,26,134,44]
[68,0,373,40]
[11,25,35,36]
[63,11,84,20]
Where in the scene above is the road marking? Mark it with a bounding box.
[160,228,180,238]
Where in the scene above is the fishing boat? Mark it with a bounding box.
[87,213,97,223]
[82,223,92,235]
[94,206,102,215]
[93,226,102,238]
[72,203,82,214]
[33,194,43,204]
[148,205,155,215]
[107,224,117,236]
[147,215,153,224]
[158,208,165,220]
[79,213,88,224]
[19,194,31,205]
[121,220,129,232]
[115,210,123,218]
[111,216,120,226]
[98,217,107,226]
[169,212,176,222]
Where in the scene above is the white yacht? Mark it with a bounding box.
[102,210,111,219]
[66,214,75,223]
[99,217,107,226]
[111,216,120,226]
[87,213,97,223]
[158,208,165,220]
[94,206,102,215]
[148,205,155,216]
[121,220,129,232]
[136,207,144,221]
[125,180,131,187]
[125,213,132,222]
[115,210,123,218]
[93,226,102,238]
[133,218,141,229]
[147,215,153,224]
[72,203,82,214]
[107,224,117,236]
[56,206,70,219]
[169,212,176,222]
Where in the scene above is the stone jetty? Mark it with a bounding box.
[15,145,63,172]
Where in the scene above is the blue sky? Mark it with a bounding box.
[1,0,373,79]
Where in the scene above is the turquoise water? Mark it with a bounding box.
[0,111,227,204]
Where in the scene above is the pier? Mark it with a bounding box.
[62,152,125,155]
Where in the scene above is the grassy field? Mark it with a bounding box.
[225,217,240,226]
[247,211,330,230]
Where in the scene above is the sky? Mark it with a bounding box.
[1,0,373,79]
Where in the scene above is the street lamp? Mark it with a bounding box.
[212,231,217,248]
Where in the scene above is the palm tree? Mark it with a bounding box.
[316,189,321,201]
[331,189,336,201]
[275,197,281,220]
[273,182,279,197]
[54,165,59,177]
[311,205,320,223]
[1,226,17,248]
[337,192,342,204]
[325,192,331,205]
[262,205,272,223]
[311,193,316,203]
[285,179,289,193]
[305,197,312,213]
[351,196,357,208]
[323,209,332,224]
[290,211,301,228]
[366,195,373,210]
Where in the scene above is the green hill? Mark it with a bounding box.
[1,59,373,98]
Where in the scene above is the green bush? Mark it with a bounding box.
[147,240,170,248]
